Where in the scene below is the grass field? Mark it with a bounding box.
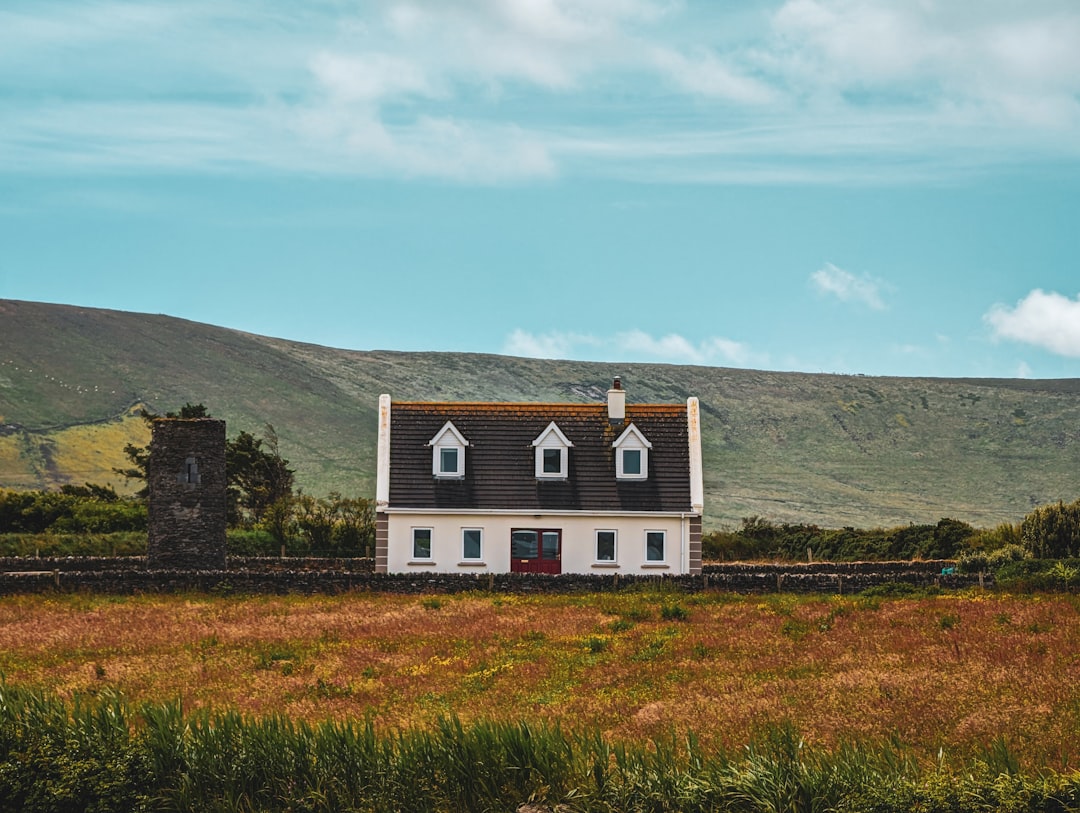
[2,588,1078,770]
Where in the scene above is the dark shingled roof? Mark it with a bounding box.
[388,402,691,513]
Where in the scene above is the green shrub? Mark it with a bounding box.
[960,543,1030,574]
[226,528,279,556]
[995,558,1080,592]
[0,488,146,535]
[660,603,690,622]
[702,516,975,563]
[1021,499,1080,559]
[0,532,146,557]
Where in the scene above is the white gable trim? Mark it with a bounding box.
[531,422,574,449]
[428,421,470,449]
[376,394,391,509]
[532,421,573,479]
[687,397,704,514]
[612,423,652,450]
[428,420,469,478]
[612,422,651,480]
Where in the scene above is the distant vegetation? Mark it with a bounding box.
[0,488,374,558]
[4,299,1080,529]
[698,499,1080,571]
[702,516,980,562]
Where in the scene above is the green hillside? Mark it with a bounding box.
[2,299,1079,529]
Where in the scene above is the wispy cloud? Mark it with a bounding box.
[810,263,887,310]
[503,328,763,367]
[3,1,1080,182]
[985,289,1080,358]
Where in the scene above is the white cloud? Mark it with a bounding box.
[810,263,887,310]
[503,328,762,367]
[310,52,435,104]
[985,289,1080,358]
[503,329,596,359]
[4,1,1080,181]
[649,47,775,104]
[767,0,1080,129]
[1016,361,1033,379]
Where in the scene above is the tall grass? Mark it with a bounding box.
[2,685,1080,813]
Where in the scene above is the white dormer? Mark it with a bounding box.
[532,422,573,479]
[428,421,469,478]
[612,423,651,480]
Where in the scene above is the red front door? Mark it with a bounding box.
[510,529,562,574]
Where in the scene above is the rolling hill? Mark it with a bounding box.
[2,298,1079,530]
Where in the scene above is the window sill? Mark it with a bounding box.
[591,563,620,569]
[407,560,435,566]
[641,563,670,569]
[457,561,487,568]
[433,475,465,481]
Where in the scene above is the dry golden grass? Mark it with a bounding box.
[46,405,149,493]
[0,404,148,492]
[1,589,1078,766]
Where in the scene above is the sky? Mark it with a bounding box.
[2,1,1080,379]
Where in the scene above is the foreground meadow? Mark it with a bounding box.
[1,588,1079,768]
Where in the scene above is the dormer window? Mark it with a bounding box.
[613,423,651,480]
[532,422,573,479]
[428,421,469,478]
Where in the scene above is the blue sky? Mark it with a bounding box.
[2,1,1080,378]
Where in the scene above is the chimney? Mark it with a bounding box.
[607,376,625,424]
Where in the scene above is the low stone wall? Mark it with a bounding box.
[0,558,985,595]
[0,556,375,574]
[702,560,956,576]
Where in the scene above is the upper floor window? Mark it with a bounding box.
[612,423,651,480]
[532,422,573,479]
[428,421,469,478]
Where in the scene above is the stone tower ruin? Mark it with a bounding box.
[147,418,227,570]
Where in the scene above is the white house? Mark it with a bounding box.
[375,379,704,575]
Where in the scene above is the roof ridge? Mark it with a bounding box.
[392,401,684,408]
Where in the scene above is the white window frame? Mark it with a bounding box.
[461,528,483,561]
[532,422,573,479]
[428,421,469,479]
[411,527,434,561]
[595,529,617,563]
[645,529,666,563]
[612,423,651,481]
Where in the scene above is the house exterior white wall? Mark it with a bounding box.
[385,510,695,575]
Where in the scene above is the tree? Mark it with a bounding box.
[1021,499,1080,559]
[291,492,374,556]
[226,425,295,527]
[115,404,294,528]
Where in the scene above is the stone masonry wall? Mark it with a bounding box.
[0,559,986,595]
[147,419,227,570]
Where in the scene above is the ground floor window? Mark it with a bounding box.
[646,530,665,562]
[462,528,483,560]
[595,530,617,562]
[412,527,432,559]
